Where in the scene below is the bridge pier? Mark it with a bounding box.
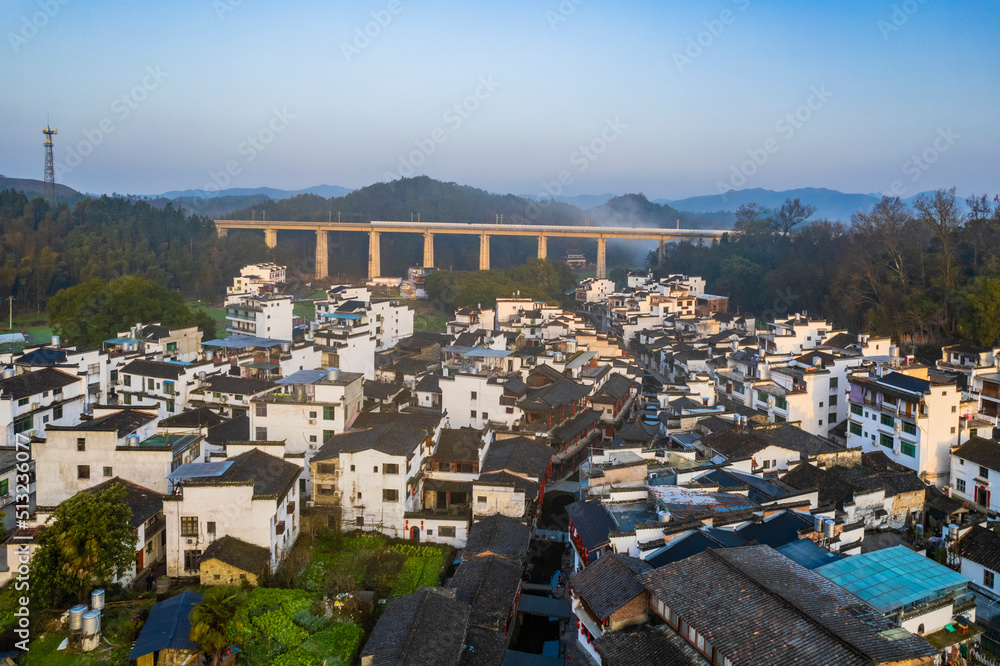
[265,227,277,249]
[218,227,228,238]
[658,239,665,266]
[537,235,547,261]
[596,236,606,279]
[315,230,328,280]
[479,233,490,271]
[423,232,434,268]
[368,231,381,280]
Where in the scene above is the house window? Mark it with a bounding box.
[323,405,336,420]
[77,465,90,479]
[851,404,862,416]
[439,526,456,538]
[184,550,202,570]
[309,435,317,443]
[255,427,267,440]
[17,397,29,407]
[829,377,838,389]
[77,437,86,451]
[54,405,63,420]
[317,463,336,474]
[985,570,995,589]
[256,404,267,417]
[383,489,399,502]
[207,522,216,534]
[164,381,175,395]
[477,496,487,504]
[756,390,767,403]
[147,378,155,391]
[900,442,915,457]
[350,465,356,472]
[956,478,967,493]
[881,414,894,427]
[471,391,477,400]
[951,426,956,434]
[123,375,131,387]
[481,412,488,421]
[952,405,957,413]
[111,370,118,383]
[980,466,990,479]
[123,394,132,405]
[849,422,863,436]
[470,410,476,418]
[902,421,917,436]
[181,516,199,537]
[103,466,113,477]
[167,400,175,413]
[357,492,362,500]
[309,411,317,419]
[384,464,399,475]
[356,517,364,526]
[13,416,32,435]
[829,395,837,406]
[880,433,894,448]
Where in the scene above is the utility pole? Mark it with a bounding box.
[8,295,13,331]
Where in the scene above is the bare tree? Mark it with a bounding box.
[776,198,816,235]
[913,188,964,296]
[850,196,912,287]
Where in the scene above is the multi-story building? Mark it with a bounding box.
[846,365,960,486]
[115,322,204,363]
[575,278,616,304]
[118,358,224,417]
[163,448,301,577]
[314,286,414,351]
[224,293,294,340]
[227,262,286,298]
[249,368,363,455]
[950,436,999,512]
[0,367,85,445]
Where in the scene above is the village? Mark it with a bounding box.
[1,261,999,666]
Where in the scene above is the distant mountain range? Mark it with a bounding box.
[0,176,969,224]
[655,187,954,222]
[156,184,353,200]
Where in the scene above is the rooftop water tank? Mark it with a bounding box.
[813,515,824,533]
[68,604,87,631]
[51,335,60,348]
[126,434,140,447]
[823,519,836,539]
[915,524,924,536]
[90,589,105,611]
[328,368,340,382]
[81,609,101,636]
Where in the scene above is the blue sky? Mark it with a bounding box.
[2,0,998,199]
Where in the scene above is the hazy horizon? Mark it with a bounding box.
[4,0,998,200]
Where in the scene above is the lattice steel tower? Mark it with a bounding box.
[42,124,58,205]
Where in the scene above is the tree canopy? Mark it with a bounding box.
[424,258,577,310]
[48,275,217,348]
[31,483,137,608]
[190,586,246,666]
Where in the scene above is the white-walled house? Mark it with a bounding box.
[31,406,194,506]
[0,367,86,446]
[249,368,364,455]
[224,293,294,341]
[847,368,960,487]
[163,448,301,577]
[950,436,1000,513]
[118,359,225,417]
[956,525,1000,606]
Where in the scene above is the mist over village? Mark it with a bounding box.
[1,1,999,665]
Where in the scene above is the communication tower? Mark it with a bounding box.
[43,124,58,205]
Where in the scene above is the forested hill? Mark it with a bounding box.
[225,176,734,229]
[0,189,269,313]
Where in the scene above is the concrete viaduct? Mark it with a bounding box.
[213,220,730,280]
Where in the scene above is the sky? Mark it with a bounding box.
[2,0,998,199]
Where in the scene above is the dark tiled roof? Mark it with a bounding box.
[566,499,616,552]
[480,436,551,478]
[878,370,932,394]
[782,452,926,510]
[647,532,716,567]
[551,409,602,444]
[449,554,522,665]
[361,587,469,666]
[206,414,250,445]
[590,373,635,404]
[474,471,539,498]
[313,422,427,460]
[159,407,226,429]
[594,625,709,666]
[414,373,441,394]
[15,347,67,365]
[184,448,300,500]
[700,423,840,462]
[353,411,442,433]
[80,477,163,528]
[958,525,1000,572]
[363,380,405,400]
[48,408,157,437]
[953,436,1000,472]
[140,324,172,340]
[617,418,658,444]
[0,367,79,400]
[431,428,484,461]
[465,514,531,563]
[570,553,651,621]
[734,511,812,548]
[200,535,270,575]
[121,359,184,380]
[638,545,937,666]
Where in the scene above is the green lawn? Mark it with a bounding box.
[413,312,448,333]
[186,300,228,333]
[293,300,315,321]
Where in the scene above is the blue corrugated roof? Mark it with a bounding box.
[776,539,843,569]
[203,335,287,348]
[735,511,812,548]
[646,532,716,567]
[16,347,67,365]
[275,369,329,385]
[129,590,202,659]
[877,371,931,395]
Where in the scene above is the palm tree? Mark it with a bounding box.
[189,586,245,666]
